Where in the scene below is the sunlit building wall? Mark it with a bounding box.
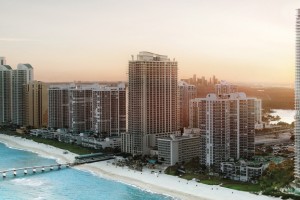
[295,8,300,183]
[124,52,178,155]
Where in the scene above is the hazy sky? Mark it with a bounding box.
[1,0,300,85]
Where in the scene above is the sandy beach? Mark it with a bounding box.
[0,134,278,200]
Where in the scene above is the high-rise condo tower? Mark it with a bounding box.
[123,52,178,155]
[295,8,300,183]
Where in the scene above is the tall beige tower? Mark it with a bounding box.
[295,8,300,184]
[125,52,178,155]
[24,81,48,128]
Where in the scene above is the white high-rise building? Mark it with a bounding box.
[123,52,179,155]
[295,8,300,183]
[0,59,12,124]
[12,64,34,125]
[190,81,255,171]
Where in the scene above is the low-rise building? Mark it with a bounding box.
[157,134,200,165]
[221,160,265,182]
[81,137,121,149]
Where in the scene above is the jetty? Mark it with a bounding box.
[0,163,70,178]
[0,153,114,179]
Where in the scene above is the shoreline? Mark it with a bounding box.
[0,134,278,200]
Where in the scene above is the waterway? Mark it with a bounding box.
[269,109,295,124]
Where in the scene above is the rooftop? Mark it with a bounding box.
[131,51,173,62]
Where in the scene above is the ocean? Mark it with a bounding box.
[0,142,173,200]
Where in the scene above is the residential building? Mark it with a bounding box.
[0,61,12,124]
[124,51,178,155]
[157,134,200,165]
[48,82,126,135]
[221,160,265,182]
[12,64,34,125]
[48,84,70,130]
[295,8,300,183]
[254,99,263,129]
[69,84,94,133]
[178,81,196,129]
[92,83,126,136]
[24,81,48,128]
[190,81,255,171]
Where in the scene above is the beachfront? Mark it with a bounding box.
[0,134,278,200]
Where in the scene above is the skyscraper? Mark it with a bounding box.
[178,80,196,129]
[190,81,255,171]
[12,64,34,126]
[0,59,12,124]
[92,83,126,137]
[24,81,48,128]
[48,82,126,135]
[48,84,70,130]
[295,8,300,183]
[123,52,179,155]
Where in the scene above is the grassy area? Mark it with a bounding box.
[221,181,261,192]
[29,137,98,155]
[0,130,100,155]
[200,179,222,185]
[164,157,298,198]
[181,173,261,191]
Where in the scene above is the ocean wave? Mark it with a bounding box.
[11,178,47,187]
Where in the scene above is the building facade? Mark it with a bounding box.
[190,81,255,171]
[24,81,48,128]
[295,8,300,183]
[125,52,178,155]
[157,134,200,165]
[178,81,196,129]
[48,84,70,130]
[254,99,263,129]
[69,84,94,133]
[12,64,34,125]
[92,83,126,136]
[221,160,264,182]
[48,83,126,135]
[0,61,12,125]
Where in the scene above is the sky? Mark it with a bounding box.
[0,0,300,86]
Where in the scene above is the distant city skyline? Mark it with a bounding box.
[1,0,300,85]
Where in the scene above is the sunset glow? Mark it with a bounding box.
[1,0,300,85]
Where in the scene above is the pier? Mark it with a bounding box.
[0,163,71,178]
[0,153,115,179]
